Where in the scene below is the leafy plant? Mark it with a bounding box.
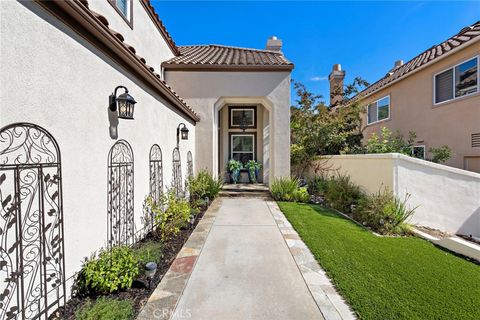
[270,177,309,202]
[75,297,133,320]
[355,188,417,235]
[227,159,243,172]
[307,175,330,196]
[188,170,223,201]
[324,174,364,213]
[133,240,163,267]
[428,145,452,163]
[76,246,139,295]
[153,190,191,241]
[245,160,262,183]
[365,127,416,155]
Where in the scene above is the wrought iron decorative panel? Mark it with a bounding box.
[0,123,66,320]
[172,148,183,198]
[186,151,193,179]
[145,144,163,232]
[107,140,135,247]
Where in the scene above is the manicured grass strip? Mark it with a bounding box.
[75,297,133,320]
[278,202,480,320]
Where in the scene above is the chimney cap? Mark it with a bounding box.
[266,36,282,52]
[394,60,404,68]
[332,64,342,71]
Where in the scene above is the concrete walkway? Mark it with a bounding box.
[138,196,355,320]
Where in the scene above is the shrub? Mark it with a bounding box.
[307,175,329,196]
[428,145,452,163]
[133,240,163,267]
[324,174,364,213]
[77,246,139,295]
[355,188,417,235]
[188,170,223,201]
[75,297,133,320]
[153,190,191,241]
[270,177,309,202]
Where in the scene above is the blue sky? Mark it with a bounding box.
[156,1,480,103]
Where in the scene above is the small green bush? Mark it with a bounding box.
[324,174,364,213]
[153,190,191,241]
[270,177,309,203]
[75,297,133,320]
[77,246,139,295]
[307,175,329,196]
[355,188,416,235]
[188,170,223,201]
[428,145,452,163]
[133,240,163,266]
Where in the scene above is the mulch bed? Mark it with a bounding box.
[51,204,208,320]
[416,225,451,239]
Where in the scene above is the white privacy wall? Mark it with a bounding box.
[309,154,480,237]
[0,1,195,296]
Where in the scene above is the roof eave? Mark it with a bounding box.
[162,63,295,72]
[36,0,199,122]
[351,35,480,103]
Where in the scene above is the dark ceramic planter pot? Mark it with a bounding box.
[230,170,240,184]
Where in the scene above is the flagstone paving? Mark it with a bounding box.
[137,196,355,320]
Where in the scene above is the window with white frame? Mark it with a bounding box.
[367,96,390,125]
[110,0,131,23]
[231,134,254,164]
[434,56,478,104]
[230,108,255,128]
[411,145,425,159]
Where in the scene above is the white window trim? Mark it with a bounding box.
[230,108,255,127]
[230,134,255,160]
[433,55,479,106]
[411,145,426,159]
[366,95,391,125]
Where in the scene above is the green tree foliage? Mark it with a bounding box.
[290,81,367,173]
[365,127,416,155]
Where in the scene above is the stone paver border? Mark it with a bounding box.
[136,198,222,320]
[265,200,357,320]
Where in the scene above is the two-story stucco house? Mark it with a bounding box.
[329,21,479,172]
[0,1,292,318]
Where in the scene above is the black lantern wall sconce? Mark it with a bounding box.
[176,123,189,147]
[109,86,137,120]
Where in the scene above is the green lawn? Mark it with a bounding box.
[278,202,480,320]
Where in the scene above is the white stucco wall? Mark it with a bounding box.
[87,0,175,69]
[0,0,195,297]
[308,154,480,237]
[164,70,291,183]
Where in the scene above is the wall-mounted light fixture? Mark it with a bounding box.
[109,86,137,119]
[176,123,189,146]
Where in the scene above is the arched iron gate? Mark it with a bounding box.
[172,147,182,198]
[107,140,134,247]
[149,144,163,204]
[0,123,66,320]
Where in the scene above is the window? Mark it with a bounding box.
[367,96,390,125]
[434,56,478,104]
[109,0,132,26]
[411,145,425,159]
[231,134,255,163]
[230,108,255,128]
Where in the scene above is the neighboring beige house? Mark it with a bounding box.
[0,0,292,318]
[330,21,480,172]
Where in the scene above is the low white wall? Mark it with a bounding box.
[307,154,480,237]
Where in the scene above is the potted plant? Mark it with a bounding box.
[245,160,262,183]
[227,159,242,184]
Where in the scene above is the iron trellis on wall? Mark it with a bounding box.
[0,123,66,320]
[145,144,163,232]
[107,140,135,247]
[172,147,183,198]
[186,151,193,179]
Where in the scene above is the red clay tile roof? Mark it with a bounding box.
[64,0,199,121]
[162,45,294,70]
[353,20,480,101]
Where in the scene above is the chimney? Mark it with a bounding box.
[394,60,404,68]
[266,36,282,52]
[329,64,346,106]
